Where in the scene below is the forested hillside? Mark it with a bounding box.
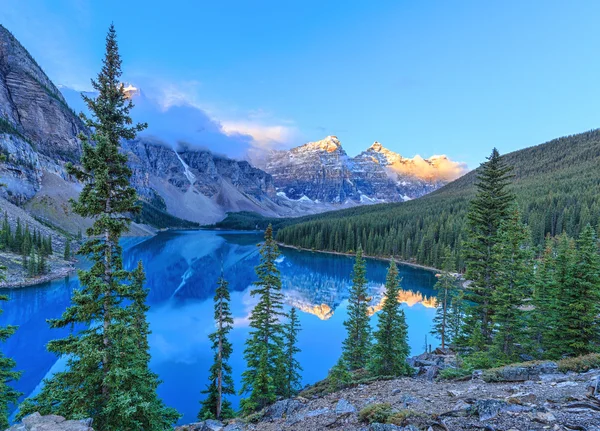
[275,129,600,269]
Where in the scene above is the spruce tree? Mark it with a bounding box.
[447,290,465,345]
[19,24,177,430]
[462,148,514,350]
[199,274,235,420]
[240,224,285,414]
[563,225,600,355]
[529,236,556,356]
[64,241,71,260]
[370,260,411,377]
[0,263,21,429]
[328,357,352,392]
[546,233,577,358]
[430,249,457,349]
[281,307,302,398]
[491,208,533,360]
[342,245,372,371]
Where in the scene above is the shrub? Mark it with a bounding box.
[387,410,427,427]
[438,367,472,380]
[358,403,393,424]
[557,353,600,373]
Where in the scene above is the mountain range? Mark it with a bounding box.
[0,24,466,230]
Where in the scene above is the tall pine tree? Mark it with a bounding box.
[430,248,457,349]
[199,274,235,420]
[461,148,514,350]
[19,24,178,430]
[491,208,533,360]
[342,245,372,371]
[370,260,411,377]
[281,307,302,398]
[563,225,600,356]
[240,225,285,414]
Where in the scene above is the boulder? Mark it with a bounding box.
[483,362,558,382]
[471,399,509,421]
[264,399,304,419]
[368,424,403,431]
[8,413,93,431]
[506,392,537,405]
[335,398,357,415]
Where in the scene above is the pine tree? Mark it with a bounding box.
[461,148,514,350]
[328,357,352,392]
[491,208,533,360]
[281,307,302,398]
[199,274,235,420]
[64,240,71,260]
[546,234,577,358]
[370,260,411,377]
[342,245,372,371]
[562,225,600,355]
[447,289,465,345]
[430,249,457,349]
[18,24,177,430]
[0,263,21,429]
[529,236,556,357]
[240,224,285,414]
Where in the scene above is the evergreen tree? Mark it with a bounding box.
[546,234,577,358]
[342,245,372,371]
[430,249,457,349]
[461,148,514,349]
[0,262,21,429]
[491,208,533,360]
[19,24,177,430]
[240,225,285,414]
[529,236,556,356]
[199,274,235,420]
[563,225,600,355]
[447,290,465,345]
[64,240,71,260]
[370,260,411,377]
[328,357,352,392]
[281,307,302,398]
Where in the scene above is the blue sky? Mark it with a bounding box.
[2,0,600,167]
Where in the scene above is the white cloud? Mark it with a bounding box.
[221,121,297,151]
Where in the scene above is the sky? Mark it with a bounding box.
[2,0,600,168]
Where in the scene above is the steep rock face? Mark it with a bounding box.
[263,136,358,203]
[262,137,466,204]
[0,25,86,162]
[124,139,281,224]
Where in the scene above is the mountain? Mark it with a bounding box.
[272,129,600,269]
[258,136,466,204]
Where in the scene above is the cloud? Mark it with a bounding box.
[60,80,298,160]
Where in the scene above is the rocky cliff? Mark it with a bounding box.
[0,25,86,162]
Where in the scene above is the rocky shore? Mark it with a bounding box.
[0,250,75,288]
[14,353,599,431]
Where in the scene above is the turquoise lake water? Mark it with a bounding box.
[0,230,439,424]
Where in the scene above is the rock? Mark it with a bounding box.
[533,411,556,423]
[202,420,225,431]
[9,413,94,431]
[263,398,304,419]
[556,381,578,388]
[472,399,509,421]
[483,362,558,382]
[447,389,463,397]
[425,365,440,380]
[368,424,403,431]
[222,424,245,431]
[506,392,537,404]
[587,376,599,401]
[335,398,356,415]
[306,407,329,418]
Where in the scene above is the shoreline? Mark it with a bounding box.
[0,264,76,289]
[277,242,442,273]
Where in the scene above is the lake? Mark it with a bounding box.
[0,229,440,424]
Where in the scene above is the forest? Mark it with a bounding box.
[274,129,600,270]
